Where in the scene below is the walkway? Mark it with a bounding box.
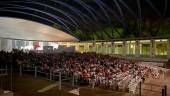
[37,83,58,93]
[141,72,170,96]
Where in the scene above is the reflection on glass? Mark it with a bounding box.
[88,45,93,52]
[140,40,150,56]
[155,39,167,56]
[102,42,107,54]
[79,45,84,53]
[96,43,102,54]
[105,42,112,54]
[115,41,123,55]
[0,38,169,58]
[127,41,135,55]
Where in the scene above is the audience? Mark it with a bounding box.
[0,49,162,92]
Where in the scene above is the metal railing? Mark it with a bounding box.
[19,65,74,90]
[0,69,8,77]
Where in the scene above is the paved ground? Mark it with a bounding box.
[37,83,58,93]
[2,72,169,96]
[1,74,127,96]
[141,72,170,96]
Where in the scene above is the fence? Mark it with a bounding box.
[0,69,8,77]
[1,65,168,96]
[0,68,8,90]
[19,65,75,90]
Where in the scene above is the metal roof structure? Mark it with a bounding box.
[0,0,169,41]
[0,17,78,41]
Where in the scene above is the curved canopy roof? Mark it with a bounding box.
[0,17,78,41]
[0,0,169,41]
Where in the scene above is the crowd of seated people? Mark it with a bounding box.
[0,49,162,92]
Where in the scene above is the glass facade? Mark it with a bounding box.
[96,43,102,54]
[155,39,168,56]
[0,37,169,58]
[114,41,124,55]
[127,41,136,55]
[79,45,84,53]
[106,42,112,54]
[103,42,107,54]
[88,43,94,52]
[140,40,151,56]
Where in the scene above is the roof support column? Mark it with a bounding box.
[111,41,115,56]
[150,39,156,57]
[83,43,86,53]
[0,38,1,51]
[101,42,104,54]
[87,43,89,53]
[75,43,79,52]
[93,42,96,53]
[135,40,140,58]
[123,40,127,56]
